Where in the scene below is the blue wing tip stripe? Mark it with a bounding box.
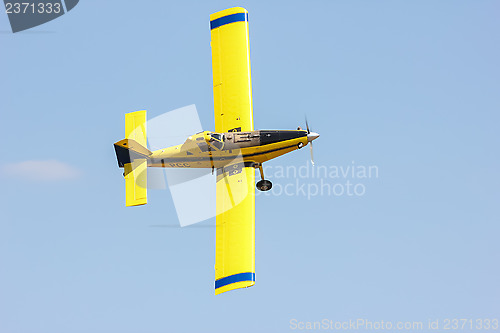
[215,272,255,289]
[210,12,248,30]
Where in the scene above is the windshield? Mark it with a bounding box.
[210,133,223,141]
[209,133,224,150]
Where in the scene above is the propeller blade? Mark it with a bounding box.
[305,116,317,165]
[310,141,315,165]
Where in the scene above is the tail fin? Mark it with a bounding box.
[114,138,152,167]
[113,110,150,207]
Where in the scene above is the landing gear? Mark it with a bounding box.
[257,179,272,191]
[255,164,272,191]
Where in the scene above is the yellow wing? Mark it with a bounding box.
[215,165,255,295]
[211,7,256,294]
[210,7,254,133]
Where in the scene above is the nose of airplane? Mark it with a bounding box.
[307,132,320,142]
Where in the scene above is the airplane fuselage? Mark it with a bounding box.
[148,130,312,169]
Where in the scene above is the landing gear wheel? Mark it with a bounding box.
[256,179,272,191]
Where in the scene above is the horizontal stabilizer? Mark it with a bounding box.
[119,110,149,206]
[124,159,147,206]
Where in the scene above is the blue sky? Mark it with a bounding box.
[1,1,499,332]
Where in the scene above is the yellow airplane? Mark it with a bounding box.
[113,7,319,295]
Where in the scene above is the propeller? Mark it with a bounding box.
[305,117,319,165]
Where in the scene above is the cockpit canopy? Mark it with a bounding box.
[209,133,224,150]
